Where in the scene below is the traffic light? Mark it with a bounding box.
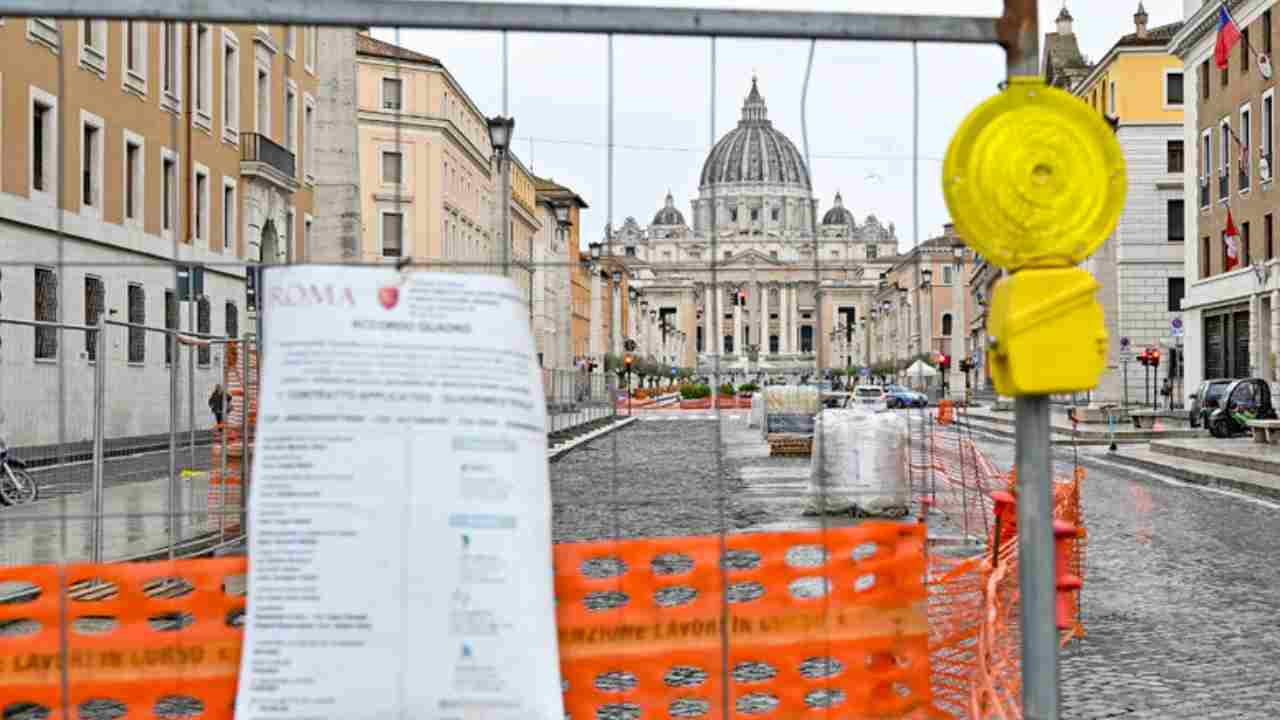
[1150,348,1161,367]
[1135,352,1147,367]
[624,354,634,371]
[939,354,951,371]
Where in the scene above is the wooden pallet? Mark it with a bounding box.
[769,436,813,457]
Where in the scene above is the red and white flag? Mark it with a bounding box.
[1216,4,1243,70]
[1225,208,1241,271]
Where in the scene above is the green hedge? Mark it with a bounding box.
[738,383,760,394]
[679,383,712,400]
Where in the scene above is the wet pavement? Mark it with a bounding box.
[550,415,1280,717]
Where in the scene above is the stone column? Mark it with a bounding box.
[781,284,792,355]
[611,281,622,356]
[703,284,714,357]
[1271,290,1280,383]
[733,295,743,356]
[589,272,603,359]
[760,283,770,355]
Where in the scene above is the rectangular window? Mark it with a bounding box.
[164,290,177,365]
[305,26,317,73]
[225,302,238,339]
[285,86,297,151]
[127,284,145,364]
[866,245,878,259]
[32,102,50,193]
[223,181,235,251]
[197,298,210,366]
[1222,57,1229,86]
[162,22,178,96]
[382,213,403,257]
[1221,121,1231,198]
[1167,140,1184,173]
[194,169,209,242]
[304,99,315,180]
[1242,107,1252,191]
[34,268,57,360]
[1268,213,1275,260]
[256,68,269,134]
[125,138,141,221]
[80,20,107,77]
[285,26,296,58]
[1167,278,1185,313]
[1167,199,1185,242]
[81,122,100,209]
[382,151,402,184]
[1242,26,1250,73]
[1242,221,1252,266]
[195,25,210,115]
[943,265,954,285]
[1201,60,1210,100]
[1108,81,1116,115]
[222,35,239,138]
[125,21,139,74]
[1166,72,1183,106]
[770,250,778,260]
[162,154,176,231]
[1266,10,1273,54]
[382,78,402,110]
[1202,236,1211,278]
[1265,94,1276,182]
[84,276,104,361]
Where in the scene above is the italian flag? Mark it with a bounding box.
[1225,208,1240,272]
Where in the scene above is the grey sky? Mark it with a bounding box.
[374,0,1182,253]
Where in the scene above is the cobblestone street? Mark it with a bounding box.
[550,414,1280,718]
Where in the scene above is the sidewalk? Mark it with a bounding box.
[1100,437,1280,502]
[956,405,1202,446]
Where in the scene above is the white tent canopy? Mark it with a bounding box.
[905,360,939,379]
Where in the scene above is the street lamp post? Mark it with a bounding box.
[486,115,515,279]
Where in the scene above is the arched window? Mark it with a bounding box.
[941,313,953,337]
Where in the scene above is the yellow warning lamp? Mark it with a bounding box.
[943,77,1125,396]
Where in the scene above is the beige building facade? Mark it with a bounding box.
[0,18,320,447]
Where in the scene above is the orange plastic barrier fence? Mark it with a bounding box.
[554,523,933,719]
[209,346,258,535]
[0,558,245,720]
[936,401,955,425]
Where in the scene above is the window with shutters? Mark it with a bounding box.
[197,296,211,366]
[34,268,57,360]
[84,276,104,362]
[1165,71,1183,107]
[225,301,238,340]
[165,290,177,365]
[1167,200,1184,242]
[382,212,403,257]
[127,284,145,364]
[382,151,402,184]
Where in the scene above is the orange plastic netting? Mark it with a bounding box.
[0,432,1083,720]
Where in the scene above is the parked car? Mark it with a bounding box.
[853,385,886,407]
[884,384,927,409]
[1208,378,1276,438]
[1188,378,1232,428]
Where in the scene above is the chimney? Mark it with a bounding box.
[1134,2,1149,39]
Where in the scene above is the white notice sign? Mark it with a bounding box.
[235,267,563,720]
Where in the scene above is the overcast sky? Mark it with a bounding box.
[374,0,1183,253]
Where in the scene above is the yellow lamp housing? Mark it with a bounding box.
[985,267,1107,396]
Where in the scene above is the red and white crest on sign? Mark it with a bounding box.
[378,285,400,310]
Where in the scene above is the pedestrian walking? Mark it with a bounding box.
[1160,377,1172,410]
[209,384,231,426]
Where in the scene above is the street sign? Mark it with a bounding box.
[1171,318,1184,338]
[670,367,677,376]
[1120,336,1130,349]
[859,367,871,377]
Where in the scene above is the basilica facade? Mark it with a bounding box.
[606,78,902,380]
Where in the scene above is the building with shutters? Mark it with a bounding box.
[1170,0,1280,400]
[1046,5,1188,404]
[0,19,323,447]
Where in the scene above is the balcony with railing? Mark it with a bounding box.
[240,132,298,192]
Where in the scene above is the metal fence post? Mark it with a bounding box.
[168,332,178,560]
[90,316,106,564]
[1016,395,1059,719]
[219,344,229,543]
